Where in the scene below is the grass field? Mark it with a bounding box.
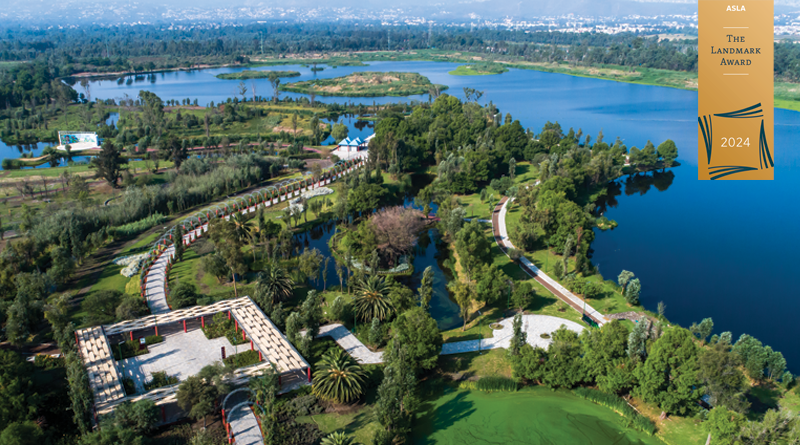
[413,383,665,445]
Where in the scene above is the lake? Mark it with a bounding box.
[81,61,800,369]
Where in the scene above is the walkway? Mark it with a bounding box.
[226,392,262,445]
[317,324,384,364]
[317,314,584,363]
[492,197,608,326]
[143,245,173,314]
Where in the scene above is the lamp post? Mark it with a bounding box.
[478,310,483,355]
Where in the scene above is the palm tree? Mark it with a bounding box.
[321,432,360,445]
[353,274,393,322]
[312,348,366,404]
[255,262,294,309]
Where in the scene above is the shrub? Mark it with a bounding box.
[202,312,247,345]
[223,350,260,369]
[122,377,136,395]
[475,376,517,393]
[169,281,198,309]
[112,335,163,360]
[144,371,179,391]
[110,213,168,238]
[573,388,656,436]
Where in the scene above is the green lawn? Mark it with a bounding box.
[413,383,665,445]
[296,408,382,445]
[438,349,513,379]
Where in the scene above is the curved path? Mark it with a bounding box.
[492,197,608,326]
[317,314,584,363]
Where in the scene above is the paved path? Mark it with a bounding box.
[144,245,173,314]
[317,324,384,364]
[227,392,262,445]
[492,197,608,326]
[318,314,584,363]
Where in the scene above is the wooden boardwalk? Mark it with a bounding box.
[491,197,607,327]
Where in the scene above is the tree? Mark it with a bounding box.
[173,225,184,262]
[450,281,474,332]
[699,341,749,413]
[82,289,124,325]
[374,350,418,444]
[312,348,366,404]
[107,400,159,435]
[177,364,230,428]
[733,334,770,380]
[617,270,634,294]
[626,319,649,363]
[509,313,526,357]
[369,318,382,347]
[455,219,490,280]
[690,317,714,344]
[329,295,347,322]
[581,320,629,383]
[268,72,281,102]
[634,328,700,415]
[418,266,434,310]
[0,422,44,445]
[511,281,533,312]
[508,157,517,180]
[541,327,585,388]
[475,264,507,304]
[332,123,349,142]
[353,275,393,322]
[0,351,37,432]
[169,281,198,309]
[254,262,294,309]
[624,278,641,305]
[703,407,745,445]
[384,307,442,373]
[301,290,323,340]
[657,139,678,167]
[90,140,127,187]
[369,207,425,266]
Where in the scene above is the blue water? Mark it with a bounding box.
[77,61,800,368]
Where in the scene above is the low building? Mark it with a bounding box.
[333,134,373,159]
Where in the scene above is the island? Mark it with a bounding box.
[215,70,300,80]
[449,62,509,76]
[279,71,448,97]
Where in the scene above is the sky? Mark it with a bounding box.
[1,0,797,25]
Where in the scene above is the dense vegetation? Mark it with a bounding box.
[280,72,448,97]
[215,70,300,80]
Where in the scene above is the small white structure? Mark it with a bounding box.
[332,134,373,160]
[56,131,101,152]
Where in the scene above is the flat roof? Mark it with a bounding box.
[76,296,308,416]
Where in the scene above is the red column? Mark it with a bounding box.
[307,367,311,383]
[228,311,231,320]
[155,325,158,336]
[250,340,253,351]
[183,320,187,333]
[258,351,262,361]
[201,316,205,328]
[74,331,79,347]
[235,320,238,331]
[221,408,225,423]
[130,331,133,341]
[242,330,246,341]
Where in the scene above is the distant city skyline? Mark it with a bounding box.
[0,0,798,28]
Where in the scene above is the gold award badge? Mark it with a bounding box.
[698,0,774,180]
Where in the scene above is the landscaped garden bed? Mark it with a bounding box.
[202,312,248,346]
[113,335,164,361]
